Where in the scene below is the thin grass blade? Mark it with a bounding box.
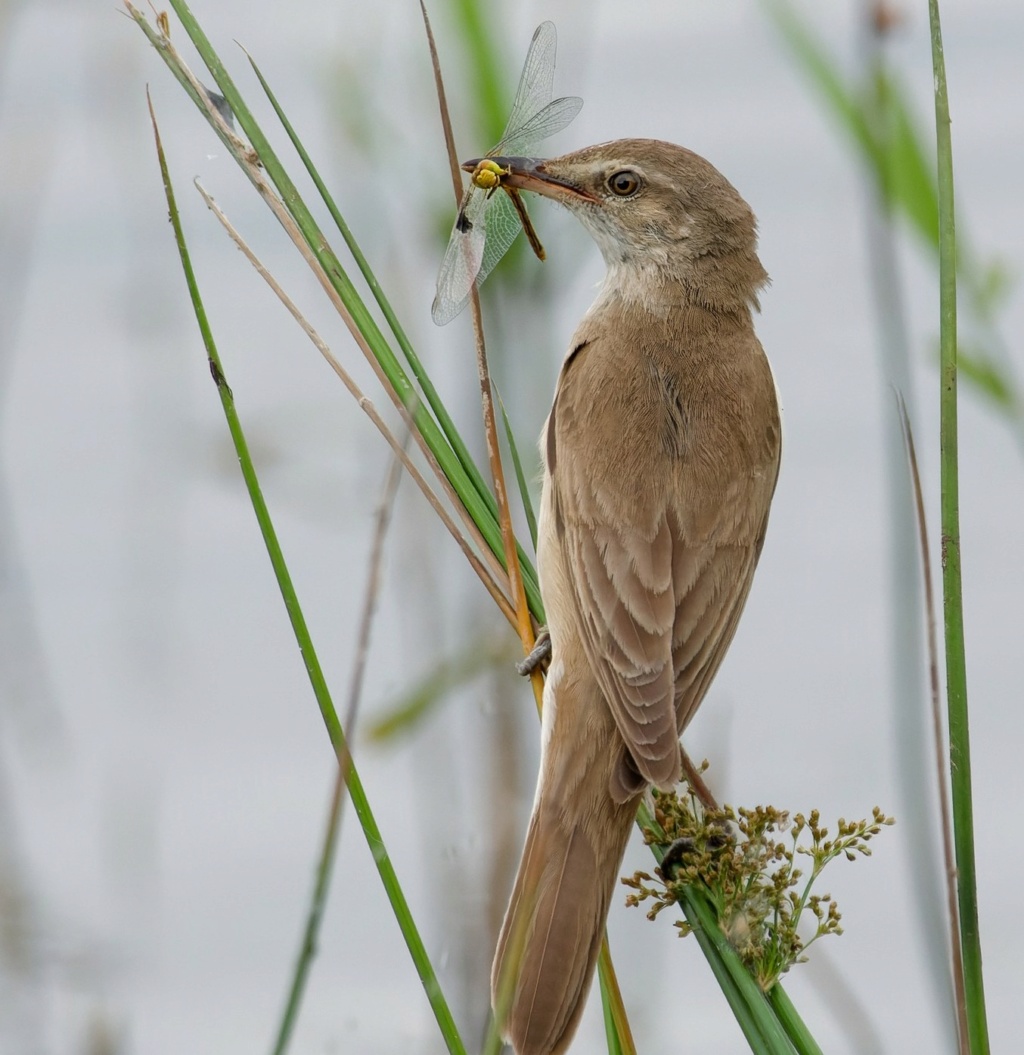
[896,394,970,1054]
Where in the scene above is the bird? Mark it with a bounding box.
[486,139,782,1055]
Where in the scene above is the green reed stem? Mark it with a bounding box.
[927,4,989,1052]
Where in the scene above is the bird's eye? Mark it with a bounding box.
[607,169,641,197]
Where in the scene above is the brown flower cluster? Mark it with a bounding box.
[623,782,894,990]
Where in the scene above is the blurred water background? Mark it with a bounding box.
[0,1,1022,1053]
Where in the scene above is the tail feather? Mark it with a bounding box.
[492,796,636,1055]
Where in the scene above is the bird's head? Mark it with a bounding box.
[466,138,768,313]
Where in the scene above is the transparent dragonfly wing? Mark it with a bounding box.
[498,21,558,149]
[432,21,582,325]
[473,188,525,290]
[431,187,524,326]
[495,94,583,156]
[432,188,487,326]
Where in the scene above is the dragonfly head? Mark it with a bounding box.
[465,158,509,192]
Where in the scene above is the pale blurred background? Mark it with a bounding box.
[0,1,1021,1053]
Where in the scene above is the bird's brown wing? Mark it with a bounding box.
[547,334,776,799]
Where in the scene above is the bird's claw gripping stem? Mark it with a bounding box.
[516,629,551,676]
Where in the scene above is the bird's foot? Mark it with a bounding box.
[658,837,696,880]
[516,629,551,676]
[658,819,734,880]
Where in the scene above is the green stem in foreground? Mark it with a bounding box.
[677,889,796,1054]
[927,4,989,1053]
[766,988,824,1055]
[148,96,468,1055]
[636,801,805,1055]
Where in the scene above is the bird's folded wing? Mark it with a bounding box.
[561,508,681,790]
[554,449,762,797]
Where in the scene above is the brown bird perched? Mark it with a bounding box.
[487,140,782,1055]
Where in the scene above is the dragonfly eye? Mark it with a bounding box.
[607,169,641,197]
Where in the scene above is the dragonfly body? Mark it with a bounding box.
[459,157,548,262]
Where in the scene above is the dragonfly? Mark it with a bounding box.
[431,21,582,326]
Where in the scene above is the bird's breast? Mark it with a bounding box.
[544,307,779,543]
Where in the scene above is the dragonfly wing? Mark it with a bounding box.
[474,189,525,289]
[498,95,583,156]
[432,188,487,326]
[494,22,557,151]
[431,188,525,325]
[432,22,578,326]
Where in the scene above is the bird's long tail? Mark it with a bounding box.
[491,782,639,1055]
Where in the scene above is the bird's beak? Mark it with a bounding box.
[461,156,598,203]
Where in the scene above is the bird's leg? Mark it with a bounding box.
[516,627,551,676]
[681,749,721,811]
